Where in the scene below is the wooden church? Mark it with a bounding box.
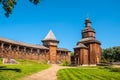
[74,18,101,66]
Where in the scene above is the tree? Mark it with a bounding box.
[71,52,74,56]
[102,46,120,63]
[0,0,40,17]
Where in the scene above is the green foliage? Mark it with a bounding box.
[61,60,70,66]
[29,0,40,5]
[0,58,50,80]
[111,68,120,72]
[0,0,41,17]
[101,56,107,63]
[102,46,120,63]
[0,0,2,3]
[2,0,17,17]
[71,52,74,56]
[38,60,48,64]
[0,58,2,64]
[57,66,120,80]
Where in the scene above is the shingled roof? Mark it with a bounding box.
[75,43,88,49]
[82,27,95,33]
[79,37,101,44]
[57,48,71,52]
[44,30,57,40]
[0,37,49,49]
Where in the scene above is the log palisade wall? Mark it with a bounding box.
[0,40,71,64]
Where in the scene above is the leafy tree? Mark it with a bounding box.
[71,52,74,56]
[102,46,120,63]
[0,0,40,17]
[113,47,120,61]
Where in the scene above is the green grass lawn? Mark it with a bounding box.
[0,58,50,80]
[57,66,120,80]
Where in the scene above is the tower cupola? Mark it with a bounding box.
[82,18,95,38]
[42,30,59,47]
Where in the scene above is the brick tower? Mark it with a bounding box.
[42,30,59,64]
[74,18,101,66]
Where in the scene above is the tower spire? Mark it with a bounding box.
[42,30,59,47]
[44,30,57,40]
[85,18,91,28]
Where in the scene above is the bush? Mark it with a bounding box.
[61,60,70,66]
[35,60,48,64]
[0,58,2,64]
[41,60,48,64]
[101,66,120,72]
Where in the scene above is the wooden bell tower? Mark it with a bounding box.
[42,30,59,64]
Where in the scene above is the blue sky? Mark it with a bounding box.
[0,0,120,51]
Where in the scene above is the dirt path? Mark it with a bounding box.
[22,64,74,80]
[112,65,120,68]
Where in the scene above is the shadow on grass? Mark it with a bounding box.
[98,66,120,72]
[98,66,112,70]
[110,68,120,72]
[0,66,21,72]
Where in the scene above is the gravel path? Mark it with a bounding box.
[112,65,120,68]
[22,64,73,80]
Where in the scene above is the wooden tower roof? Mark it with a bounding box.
[44,30,57,40]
